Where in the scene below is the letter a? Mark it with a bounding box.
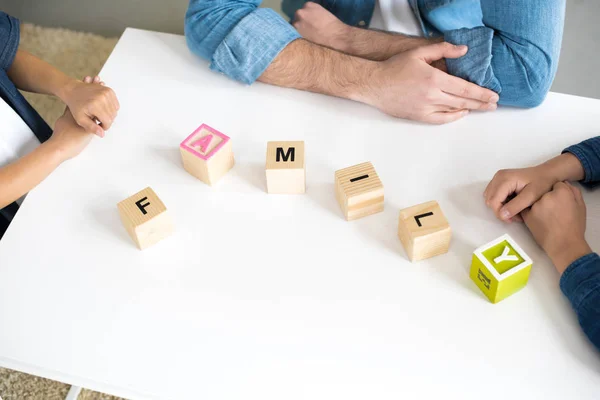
[191,134,213,154]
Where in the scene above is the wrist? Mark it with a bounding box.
[549,239,593,275]
[330,23,353,53]
[40,137,70,165]
[541,153,585,183]
[348,59,382,105]
[55,77,79,103]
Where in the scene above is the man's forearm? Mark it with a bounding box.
[0,142,63,209]
[7,49,76,102]
[259,39,376,104]
[334,27,440,61]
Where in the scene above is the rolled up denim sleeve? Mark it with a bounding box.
[0,11,20,71]
[562,136,600,188]
[185,0,301,85]
[560,253,600,352]
[444,0,565,108]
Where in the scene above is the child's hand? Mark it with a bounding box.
[60,76,119,137]
[522,182,592,273]
[47,107,95,161]
[484,153,585,222]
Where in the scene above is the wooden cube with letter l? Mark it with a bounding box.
[117,187,174,250]
[335,162,384,221]
[397,200,451,262]
[180,124,234,185]
[265,141,305,194]
[470,234,533,303]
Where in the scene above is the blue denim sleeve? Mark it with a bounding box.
[443,0,565,108]
[185,0,301,85]
[563,136,600,189]
[0,12,20,71]
[560,253,600,352]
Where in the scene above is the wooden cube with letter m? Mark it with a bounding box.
[470,234,533,303]
[265,141,305,194]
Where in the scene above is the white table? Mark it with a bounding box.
[1,28,600,400]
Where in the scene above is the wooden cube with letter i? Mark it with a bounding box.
[180,124,234,185]
[397,200,451,262]
[335,162,384,221]
[265,141,305,194]
[117,187,174,250]
[470,234,532,303]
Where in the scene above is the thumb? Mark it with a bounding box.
[520,207,532,226]
[413,42,468,64]
[498,186,538,221]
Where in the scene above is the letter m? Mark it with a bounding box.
[276,147,295,162]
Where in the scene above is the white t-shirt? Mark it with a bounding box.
[0,97,40,204]
[369,0,423,37]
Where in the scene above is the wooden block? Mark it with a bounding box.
[397,200,451,262]
[117,187,174,250]
[265,141,305,194]
[334,162,384,221]
[180,124,234,185]
[469,234,532,303]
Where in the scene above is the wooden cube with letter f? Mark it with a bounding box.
[117,187,174,250]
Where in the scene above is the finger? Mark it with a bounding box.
[436,92,497,112]
[83,76,92,83]
[108,88,120,112]
[93,76,101,83]
[423,109,469,125]
[78,114,104,137]
[566,181,585,204]
[412,42,468,64]
[497,185,541,221]
[510,214,524,223]
[439,73,500,103]
[94,107,114,131]
[521,207,532,225]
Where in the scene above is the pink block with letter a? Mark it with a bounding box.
[179,123,235,185]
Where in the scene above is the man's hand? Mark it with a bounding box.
[58,76,119,138]
[360,42,498,124]
[484,153,585,222]
[47,108,96,161]
[522,182,592,274]
[293,2,350,51]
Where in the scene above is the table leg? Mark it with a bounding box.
[65,385,82,400]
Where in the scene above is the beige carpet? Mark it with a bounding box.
[0,23,127,400]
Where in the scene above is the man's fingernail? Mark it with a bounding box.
[456,45,468,51]
[489,94,500,102]
[500,209,511,219]
[487,103,497,110]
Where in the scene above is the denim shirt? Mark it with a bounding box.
[561,137,600,352]
[185,0,565,107]
[0,12,52,238]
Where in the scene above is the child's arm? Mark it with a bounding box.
[7,49,119,137]
[0,108,94,209]
[563,137,600,188]
[520,182,599,351]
